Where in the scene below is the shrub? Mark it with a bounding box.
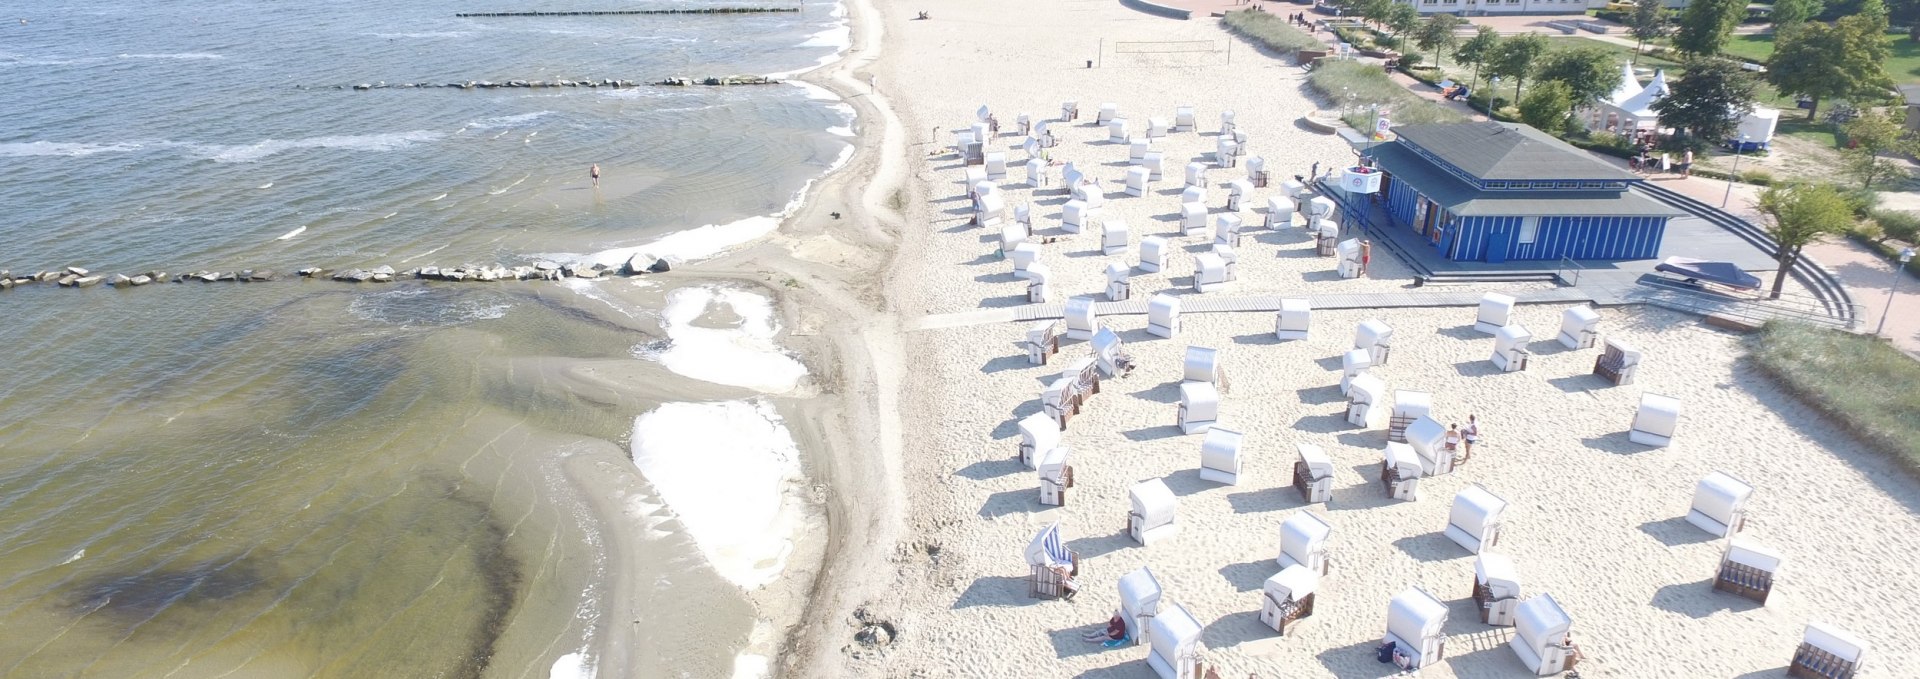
[1220,10,1322,54]
[1307,59,1467,129]
[1376,35,1404,51]
[1850,218,1886,242]
[1871,208,1920,244]
[1838,185,1880,218]
[1739,168,1774,185]
[1397,53,1423,69]
[1749,322,1920,478]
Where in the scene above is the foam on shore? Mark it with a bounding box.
[628,399,803,590]
[640,286,807,394]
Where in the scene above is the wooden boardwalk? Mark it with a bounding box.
[907,287,1594,330]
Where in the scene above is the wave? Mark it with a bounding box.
[346,287,511,327]
[116,52,224,60]
[189,131,445,163]
[463,111,554,131]
[275,225,307,241]
[368,31,473,39]
[0,141,145,157]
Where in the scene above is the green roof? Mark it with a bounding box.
[1392,122,1638,182]
[1368,142,1680,218]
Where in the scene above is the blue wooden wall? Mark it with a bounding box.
[1451,215,1667,262]
[1387,176,1419,227]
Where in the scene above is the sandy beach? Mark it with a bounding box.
[788,0,1920,677]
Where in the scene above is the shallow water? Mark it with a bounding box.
[0,1,847,676]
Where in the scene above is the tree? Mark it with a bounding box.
[1891,0,1920,40]
[1771,0,1824,31]
[1841,111,1912,189]
[1456,25,1501,90]
[1412,14,1464,68]
[1519,81,1576,132]
[1673,0,1744,56]
[1486,33,1548,103]
[1626,0,1672,66]
[1767,16,1893,119]
[1384,3,1422,41]
[1652,57,1759,146]
[1535,47,1622,113]
[1757,183,1857,298]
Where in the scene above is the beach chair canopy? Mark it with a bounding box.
[1282,178,1306,197]
[1184,346,1221,383]
[1803,622,1869,662]
[1393,391,1432,420]
[1025,522,1072,568]
[1478,292,1516,326]
[1119,567,1164,620]
[1038,445,1072,484]
[1149,294,1180,323]
[1384,442,1420,474]
[1179,381,1219,421]
[1387,587,1448,649]
[1356,319,1393,348]
[1342,348,1373,376]
[1065,296,1096,328]
[1228,177,1253,197]
[1266,564,1320,603]
[1215,213,1243,232]
[1406,416,1448,463]
[1297,444,1333,478]
[1000,224,1027,253]
[1019,412,1059,453]
[1692,471,1754,524]
[1093,326,1123,362]
[1514,594,1572,652]
[1127,165,1150,183]
[1200,427,1243,472]
[976,190,1005,215]
[1349,373,1386,405]
[1130,479,1178,529]
[1146,602,1204,679]
[1725,538,1784,573]
[1450,484,1508,538]
[1494,324,1531,351]
[1314,219,1339,239]
[1635,393,1682,432]
[1605,338,1642,364]
[1476,553,1521,599]
[1024,319,1055,346]
[1561,306,1599,333]
[1306,195,1335,219]
[1279,511,1333,566]
[1105,261,1129,283]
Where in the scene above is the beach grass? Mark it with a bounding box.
[1220,9,1321,54]
[1306,60,1465,129]
[1749,321,1920,474]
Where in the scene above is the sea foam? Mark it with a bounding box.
[628,399,803,590]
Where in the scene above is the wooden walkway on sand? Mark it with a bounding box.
[907,287,1595,331]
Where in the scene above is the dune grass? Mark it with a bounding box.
[1305,60,1466,129]
[1221,9,1322,54]
[1748,321,1920,475]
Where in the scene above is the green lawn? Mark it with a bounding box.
[1552,37,1684,72]
[1776,117,1838,147]
[1712,30,1920,86]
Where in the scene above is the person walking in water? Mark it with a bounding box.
[590,163,601,188]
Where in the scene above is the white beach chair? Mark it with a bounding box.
[1792,623,1868,679]
[1192,252,1228,293]
[1558,306,1601,350]
[1277,510,1333,574]
[1097,102,1118,124]
[1017,411,1059,468]
[1072,181,1106,209]
[1246,156,1269,187]
[1128,478,1180,545]
[1148,294,1180,339]
[1064,296,1099,341]
[1386,587,1448,669]
[1141,151,1165,180]
[1129,137,1151,161]
[1147,117,1169,138]
[974,189,1006,228]
[1014,113,1031,136]
[1144,602,1202,679]
[1510,595,1579,676]
[1715,537,1782,604]
[1339,348,1372,397]
[1265,196,1294,230]
[1117,567,1162,646]
[984,152,1007,179]
[1293,444,1335,503]
[999,223,1028,257]
[1474,553,1523,626]
[1177,381,1219,435]
[1215,138,1239,168]
[1037,444,1073,506]
[1406,415,1457,476]
[1024,522,1078,599]
[1445,484,1508,553]
[1104,261,1131,302]
[1023,319,1059,366]
[1381,441,1421,501]
[1139,236,1169,273]
[1387,390,1432,442]
[1213,213,1243,247]
[1061,199,1092,233]
[1010,242,1041,278]
[1687,471,1754,537]
[1102,220,1130,256]
[1314,219,1340,257]
[1125,166,1152,198]
[1491,325,1532,372]
[1355,319,1393,365]
[1183,346,1226,388]
[1025,263,1052,303]
[1476,292,1517,334]
[1185,162,1208,189]
[1629,393,1680,447]
[1179,202,1207,237]
[1259,565,1319,636]
[1198,427,1245,485]
[1225,178,1253,212]
[1346,373,1386,429]
[1219,110,1236,135]
[1025,158,1048,188]
[1336,238,1364,278]
[1107,118,1129,142]
[1174,105,1196,131]
[1091,327,1135,379]
[1593,338,1642,385]
[1061,101,1079,121]
[1305,195,1336,222]
[1275,298,1311,341]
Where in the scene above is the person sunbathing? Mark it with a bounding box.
[1080,613,1128,646]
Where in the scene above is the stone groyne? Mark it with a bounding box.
[453,7,800,17]
[0,254,676,292]
[300,75,782,91]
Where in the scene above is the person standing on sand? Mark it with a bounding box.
[1681,148,1694,177]
[1360,239,1372,275]
[590,164,600,187]
[1463,414,1480,459]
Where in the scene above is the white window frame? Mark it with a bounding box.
[1518,216,1540,245]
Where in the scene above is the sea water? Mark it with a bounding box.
[0,1,849,676]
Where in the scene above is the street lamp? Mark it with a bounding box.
[1720,134,1749,208]
[1487,77,1499,118]
[1877,246,1917,337]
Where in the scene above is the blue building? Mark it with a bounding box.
[1362,122,1681,263]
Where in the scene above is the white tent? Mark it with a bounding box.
[1630,393,1681,447]
[1558,306,1601,350]
[1383,441,1421,501]
[1103,220,1131,256]
[1038,444,1072,506]
[1225,178,1254,211]
[1185,162,1208,189]
[1141,151,1165,180]
[1192,252,1229,293]
[1148,294,1181,339]
[1594,338,1642,385]
[1476,292,1516,334]
[1199,427,1245,485]
[1687,471,1754,537]
[1065,296,1099,341]
[1347,373,1386,429]
[1795,622,1869,679]
[1356,319,1393,365]
[1475,553,1523,626]
[1445,483,1508,553]
[1108,118,1130,142]
[1259,565,1320,635]
[1025,263,1052,303]
[1491,324,1532,372]
[1024,319,1059,366]
[1105,261,1131,302]
[1125,166,1153,198]
[1140,236,1169,273]
[1118,567,1163,646]
[1265,196,1294,230]
[1214,213,1244,247]
[1294,443,1335,503]
[1180,202,1207,237]
[1336,238,1364,279]
[1129,137,1151,161]
[1340,349,1373,397]
[1183,346,1224,386]
[1586,64,1665,134]
[1275,298,1311,340]
[1174,106,1196,131]
[1129,478,1180,545]
[1178,381,1220,435]
[1510,594,1576,676]
[1097,102,1119,124]
[1407,416,1456,476]
[1147,117,1169,138]
[1277,510,1333,573]
[1735,106,1780,150]
[1000,223,1028,257]
[1018,411,1060,468]
[1386,587,1448,668]
[1145,602,1203,679]
[1062,199,1093,233]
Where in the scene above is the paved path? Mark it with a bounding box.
[907,287,1594,330]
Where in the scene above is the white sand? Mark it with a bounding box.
[629,399,806,591]
[839,0,1920,676]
